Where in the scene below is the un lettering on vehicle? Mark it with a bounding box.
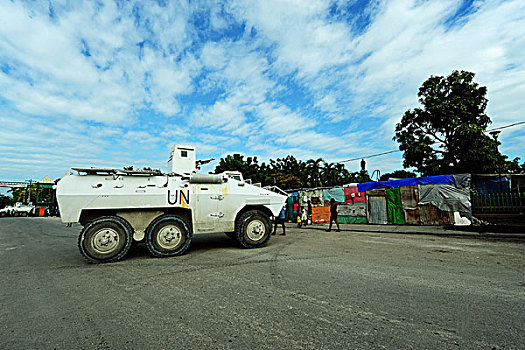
[167,189,190,206]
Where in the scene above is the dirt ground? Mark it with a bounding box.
[1,217,524,349]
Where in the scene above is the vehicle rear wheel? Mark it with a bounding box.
[78,216,133,264]
[146,215,192,258]
[235,210,271,248]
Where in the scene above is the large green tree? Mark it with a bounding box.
[394,70,504,175]
[214,154,364,189]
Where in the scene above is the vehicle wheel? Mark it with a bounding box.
[78,216,133,264]
[235,210,271,248]
[146,215,192,258]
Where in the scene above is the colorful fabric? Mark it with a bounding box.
[322,187,345,203]
[312,206,330,222]
[344,186,366,203]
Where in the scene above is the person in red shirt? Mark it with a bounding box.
[293,202,299,223]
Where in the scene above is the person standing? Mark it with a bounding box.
[307,200,312,225]
[300,206,308,227]
[272,206,286,236]
[326,198,341,232]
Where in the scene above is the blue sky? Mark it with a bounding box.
[1,0,524,188]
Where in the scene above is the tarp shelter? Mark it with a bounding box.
[312,206,330,223]
[344,186,366,203]
[322,188,345,204]
[357,175,455,192]
[298,189,324,206]
[472,175,510,194]
[400,186,420,224]
[360,174,472,226]
[385,187,406,224]
[286,196,295,221]
[419,185,471,213]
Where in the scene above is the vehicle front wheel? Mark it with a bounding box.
[235,210,271,248]
[145,215,192,258]
[78,216,133,264]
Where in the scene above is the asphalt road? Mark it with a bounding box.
[1,217,524,349]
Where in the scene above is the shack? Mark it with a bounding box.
[357,174,472,226]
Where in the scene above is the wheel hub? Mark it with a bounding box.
[246,219,266,241]
[157,225,182,249]
[92,228,119,254]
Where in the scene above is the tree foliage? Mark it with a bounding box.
[0,194,11,208]
[214,154,370,189]
[10,186,55,205]
[379,170,417,181]
[394,70,506,175]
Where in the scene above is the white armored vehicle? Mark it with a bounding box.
[0,202,35,217]
[56,145,287,263]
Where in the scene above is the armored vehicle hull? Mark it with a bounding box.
[57,168,286,263]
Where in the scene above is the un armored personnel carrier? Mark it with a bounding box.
[56,145,287,263]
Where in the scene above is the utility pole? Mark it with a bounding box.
[489,131,503,193]
[25,179,33,204]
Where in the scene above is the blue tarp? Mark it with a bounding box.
[473,177,510,194]
[357,175,455,192]
[322,187,346,203]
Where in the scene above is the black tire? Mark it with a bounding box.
[235,210,271,248]
[145,215,192,258]
[78,216,133,264]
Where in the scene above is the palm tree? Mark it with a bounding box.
[307,158,324,187]
[335,163,351,184]
[322,162,343,186]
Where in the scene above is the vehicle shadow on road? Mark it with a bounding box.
[125,233,239,260]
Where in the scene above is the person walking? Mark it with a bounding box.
[272,206,286,235]
[326,198,341,232]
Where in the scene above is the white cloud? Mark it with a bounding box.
[1,0,524,182]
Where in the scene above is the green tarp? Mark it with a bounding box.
[287,196,294,221]
[385,187,406,224]
[338,216,367,224]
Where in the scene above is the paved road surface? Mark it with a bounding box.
[1,217,524,349]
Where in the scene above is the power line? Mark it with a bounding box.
[338,150,400,163]
[487,121,525,132]
[338,120,525,163]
